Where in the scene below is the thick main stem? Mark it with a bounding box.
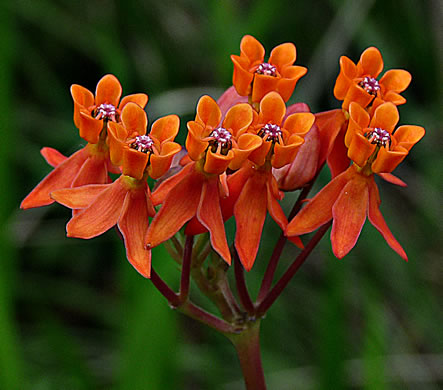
[228,321,266,390]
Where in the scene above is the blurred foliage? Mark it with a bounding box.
[3,0,442,389]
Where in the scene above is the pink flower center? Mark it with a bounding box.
[359,77,380,95]
[209,127,232,155]
[258,123,282,143]
[131,135,154,153]
[95,103,117,121]
[365,127,391,148]
[256,63,277,77]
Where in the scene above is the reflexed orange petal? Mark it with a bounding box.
[222,104,253,137]
[383,91,406,106]
[204,149,233,175]
[269,42,296,68]
[197,177,231,264]
[122,148,148,180]
[370,102,399,133]
[346,102,370,147]
[259,92,286,125]
[367,179,407,260]
[72,154,109,187]
[286,168,351,236]
[145,167,203,248]
[51,184,109,209]
[229,133,262,171]
[379,69,411,92]
[240,35,265,63]
[41,147,67,168]
[331,176,369,258]
[67,178,127,239]
[118,186,152,277]
[283,112,315,136]
[266,178,287,231]
[358,47,383,77]
[20,148,89,209]
[186,121,208,161]
[277,65,307,101]
[342,83,374,110]
[107,122,128,166]
[314,109,347,167]
[149,142,181,179]
[252,75,280,104]
[222,162,253,220]
[95,74,122,107]
[334,56,356,100]
[234,173,268,271]
[272,141,302,168]
[231,55,255,96]
[393,125,425,151]
[77,110,104,144]
[348,132,375,167]
[327,128,351,178]
[119,93,149,110]
[377,172,407,187]
[151,115,180,143]
[121,102,147,136]
[371,146,407,173]
[71,84,94,128]
[196,95,222,128]
[151,162,194,205]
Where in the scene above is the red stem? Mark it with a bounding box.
[234,250,255,315]
[229,321,266,390]
[150,267,180,307]
[256,221,332,317]
[178,235,194,304]
[257,183,315,303]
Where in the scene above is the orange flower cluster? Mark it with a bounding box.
[21,36,425,279]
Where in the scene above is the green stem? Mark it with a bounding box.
[228,321,266,390]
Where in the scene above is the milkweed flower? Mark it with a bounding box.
[226,92,315,270]
[51,103,180,278]
[286,102,425,260]
[20,75,148,210]
[145,96,261,264]
[334,47,411,113]
[231,35,307,104]
[316,47,412,178]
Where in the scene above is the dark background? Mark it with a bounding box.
[1,0,442,389]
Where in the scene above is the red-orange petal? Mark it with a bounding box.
[348,131,376,168]
[150,115,180,143]
[122,147,149,180]
[229,133,262,171]
[240,35,265,63]
[269,42,296,69]
[51,184,109,209]
[358,47,383,77]
[118,185,152,277]
[286,167,351,236]
[119,93,149,110]
[20,147,89,209]
[71,84,94,128]
[259,91,286,125]
[41,147,67,168]
[393,125,425,151]
[367,179,407,260]
[107,122,128,166]
[266,177,288,231]
[252,75,280,104]
[278,65,307,102]
[222,103,253,137]
[217,86,248,117]
[196,95,222,128]
[71,155,109,187]
[327,128,351,178]
[121,102,147,136]
[331,176,369,258]
[371,146,408,174]
[186,121,208,161]
[377,172,407,187]
[370,102,399,133]
[379,69,411,93]
[149,142,182,179]
[231,55,255,96]
[334,56,356,100]
[197,177,231,264]
[283,112,315,136]
[67,178,127,239]
[145,167,204,248]
[95,74,122,107]
[234,173,268,271]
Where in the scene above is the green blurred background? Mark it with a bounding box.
[2,0,442,389]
